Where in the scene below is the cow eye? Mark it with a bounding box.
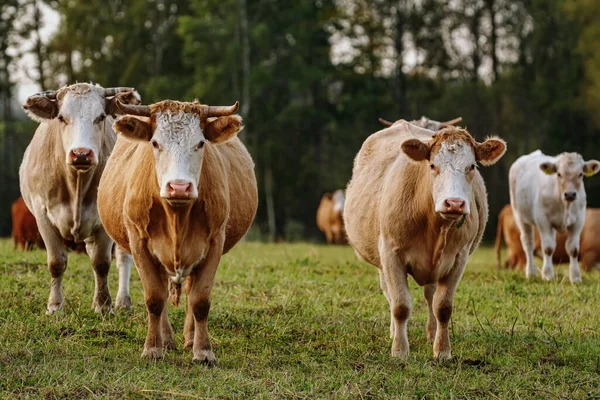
[150,140,160,150]
[94,113,106,124]
[195,140,206,151]
[579,172,584,178]
[57,115,67,124]
[471,164,477,170]
[557,173,562,178]
[429,163,435,170]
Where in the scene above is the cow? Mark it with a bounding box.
[495,204,600,272]
[97,99,258,364]
[11,196,45,251]
[344,121,505,360]
[316,189,347,244]
[19,83,139,314]
[509,150,600,283]
[378,116,463,131]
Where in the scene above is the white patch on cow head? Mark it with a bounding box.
[402,128,506,220]
[540,153,599,203]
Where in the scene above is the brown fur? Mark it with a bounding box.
[344,120,504,360]
[495,204,600,271]
[98,104,258,362]
[316,193,347,244]
[11,196,45,251]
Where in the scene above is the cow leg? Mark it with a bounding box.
[516,221,537,279]
[432,250,467,361]
[85,231,113,313]
[537,225,557,281]
[114,247,133,311]
[379,236,412,359]
[424,284,437,343]
[325,230,333,244]
[566,229,582,284]
[161,306,176,350]
[186,237,223,365]
[378,269,394,339]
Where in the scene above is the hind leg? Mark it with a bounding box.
[115,247,133,310]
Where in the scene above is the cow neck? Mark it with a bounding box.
[161,199,196,260]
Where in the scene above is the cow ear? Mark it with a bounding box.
[105,90,141,117]
[583,160,600,177]
[401,138,430,161]
[23,96,58,122]
[204,115,243,143]
[476,137,506,166]
[113,116,152,142]
[539,162,557,175]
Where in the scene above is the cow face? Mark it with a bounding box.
[539,153,600,203]
[402,128,506,220]
[23,84,140,170]
[114,101,242,205]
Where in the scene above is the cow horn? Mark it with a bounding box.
[116,100,151,116]
[439,117,463,127]
[378,117,393,127]
[28,90,58,99]
[104,87,135,97]
[204,101,239,118]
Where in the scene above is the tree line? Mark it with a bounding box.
[1,0,599,241]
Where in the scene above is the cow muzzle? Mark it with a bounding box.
[438,197,468,220]
[69,148,95,169]
[164,180,195,205]
[563,191,577,202]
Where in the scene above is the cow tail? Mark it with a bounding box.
[495,215,504,269]
[168,280,182,307]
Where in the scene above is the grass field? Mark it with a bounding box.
[1,239,600,399]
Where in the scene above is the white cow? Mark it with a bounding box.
[509,150,600,283]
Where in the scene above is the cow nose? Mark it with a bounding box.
[443,197,466,213]
[564,191,577,202]
[167,180,193,198]
[69,148,94,165]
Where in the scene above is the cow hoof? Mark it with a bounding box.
[391,349,409,360]
[184,339,194,349]
[434,349,452,361]
[92,302,113,314]
[115,295,132,311]
[570,276,582,284]
[541,272,554,281]
[46,302,64,315]
[142,347,164,360]
[193,350,216,367]
[164,339,177,350]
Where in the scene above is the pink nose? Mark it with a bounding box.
[70,148,94,165]
[443,198,466,213]
[167,181,192,198]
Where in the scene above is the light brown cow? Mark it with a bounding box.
[378,116,463,131]
[98,99,258,364]
[495,204,600,271]
[316,189,347,244]
[19,83,139,314]
[344,121,505,360]
[11,196,45,251]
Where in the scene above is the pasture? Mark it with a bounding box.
[1,239,599,399]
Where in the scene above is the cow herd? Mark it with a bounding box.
[9,82,600,363]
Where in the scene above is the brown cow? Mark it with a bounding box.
[495,204,600,271]
[20,83,139,314]
[316,189,347,244]
[378,116,463,131]
[98,99,258,363]
[11,196,45,251]
[344,121,505,360]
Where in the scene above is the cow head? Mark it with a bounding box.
[113,100,242,205]
[23,83,141,170]
[539,153,600,203]
[401,127,506,220]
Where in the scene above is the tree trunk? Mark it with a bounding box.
[33,0,46,89]
[264,164,276,243]
[471,6,482,82]
[486,0,499,82]
[394,0,407,115]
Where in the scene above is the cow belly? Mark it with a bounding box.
[407,254,457,286]
[47,204,100,242]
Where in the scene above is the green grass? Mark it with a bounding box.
[1,239,600,399]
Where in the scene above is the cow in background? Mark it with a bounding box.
[11,196,45,251]
[316,189,347,244]
[344,121,505,360]
[496,204,600,272]
[509,150,600,283]
[20,83,138,314]
[378,116,463,131]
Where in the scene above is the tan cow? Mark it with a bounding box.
[11,196,45,251]
[344,121,505,360]
[316,189,347,244]
[378,116,463,131]
[19,83,139,314]
[98,100,258,364]
[496,204,600,271]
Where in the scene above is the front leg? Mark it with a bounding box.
[85,230,114,313]
[433,249,468,361]
[424,284,437,343]
[185,235,224,366]
[566,225,583,284]
[379,235,412,359]
[537,223,556,281]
